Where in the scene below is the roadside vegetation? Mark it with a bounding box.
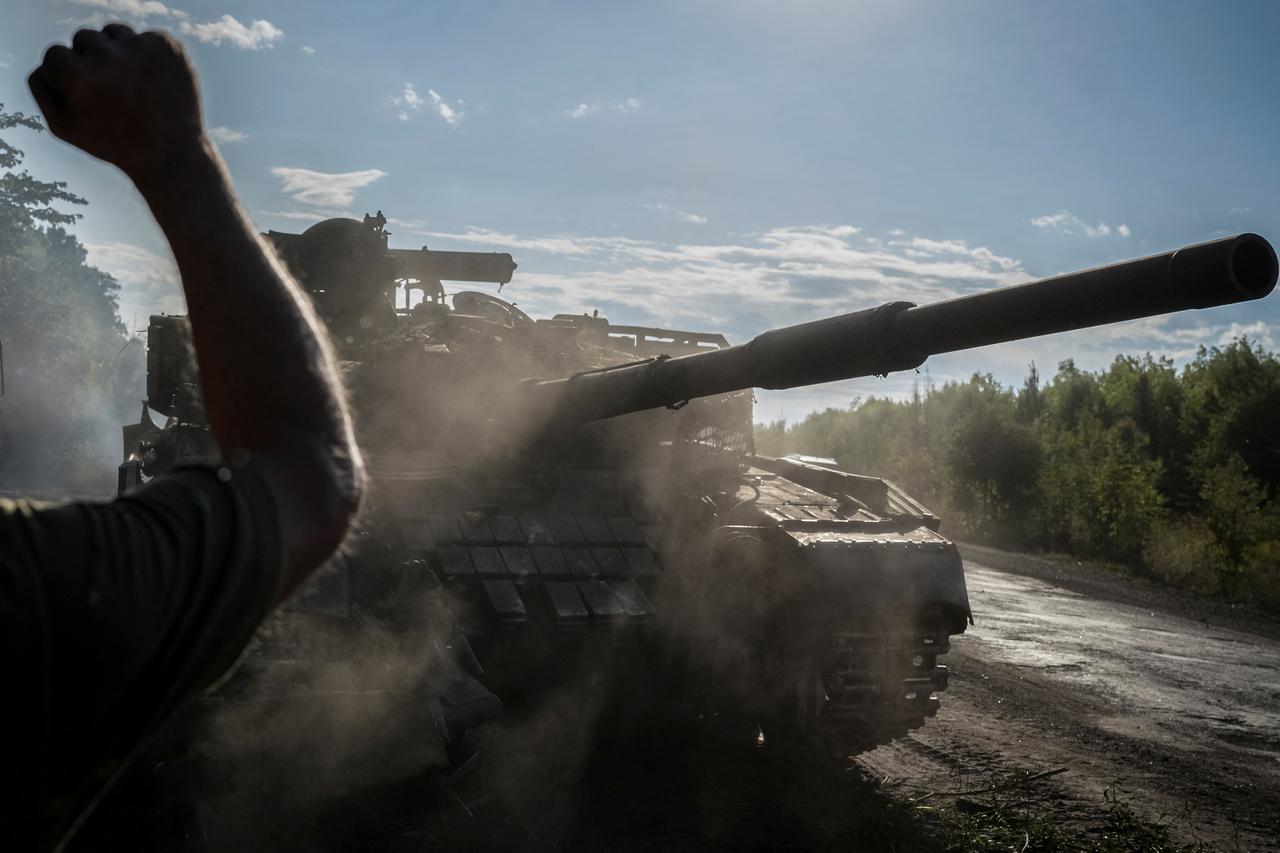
[908,773,1210,852]
[0,105,142,493]
[756,349,1280,611]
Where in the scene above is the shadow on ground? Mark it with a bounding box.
[70,715,942,853]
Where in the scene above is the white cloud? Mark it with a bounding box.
[396,224,1028,339]
[566,97,643,119]
[270,166,387,208]
[389,84,461,126]
[1030,210,1130,239]
[301,45,316,55]
[178,14,282,49]
[70,0,176,16]
[66,1,283,50]
[390,82,425,122]
[208,125,247,144]
[426,89,461,126]
[890,236,1021,272]
[1228,206,1251,216]
[255,209,332,223]
[1217,321,1274,349]
[644,203,708,225]
[85,240,184,325]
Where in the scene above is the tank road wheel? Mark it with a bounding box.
[690,531,832,752]
[675,535,961,753]
[821,608,956,750]
[751,653,828,752]
[749,608,959,753]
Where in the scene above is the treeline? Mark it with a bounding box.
[755,344,1280,609]
[0,105,141,493]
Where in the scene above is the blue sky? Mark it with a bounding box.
[2,0,1277,420]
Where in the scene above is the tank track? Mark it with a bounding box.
[817,609,955,750]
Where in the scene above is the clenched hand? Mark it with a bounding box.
[28,25,205,183]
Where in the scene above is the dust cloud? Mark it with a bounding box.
[0,335,144,496]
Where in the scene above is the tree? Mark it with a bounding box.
[0,103,139,492]
[1199,452,1266,571]
[1181,339,1280,496]
[1041,358,1104,429]
[1098,354,1186,503]
[753,350,1277,603]
[754,418,788,457]
[1014,361,1045,424]
[945,374,1039,540]
[1,107,84,252]
[1035,414,1162,562]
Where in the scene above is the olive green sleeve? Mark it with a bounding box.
[0,455,281,851]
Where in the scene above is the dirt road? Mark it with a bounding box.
[858,548,1280,851]
[439,546,1280,851]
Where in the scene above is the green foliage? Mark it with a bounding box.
[756,343,1280,608]
[0,106,85,256]
[1036,416,1162,563]
[1198,453,1267,569]
[941,375,1040,538]
[753,418,788,458]
[1181,339,1280,496]
[1014,361,1046,424]
[1142,518,1224,595]
[0,103,140,492]
[1099,354,1187,501]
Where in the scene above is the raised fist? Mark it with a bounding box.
[28,25,205,182]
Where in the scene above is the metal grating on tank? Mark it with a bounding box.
[396,511,661,627]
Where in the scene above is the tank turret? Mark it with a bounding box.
[265,215,517,344]
[529,233,1277,422]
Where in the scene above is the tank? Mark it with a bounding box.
[116,218,1278,829]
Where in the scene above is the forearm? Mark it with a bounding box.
[28,26,363,589]
[27,28,344,461]
[132,139,363,577]
[131,140,345,457]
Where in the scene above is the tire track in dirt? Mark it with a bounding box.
[856,559,1280,851]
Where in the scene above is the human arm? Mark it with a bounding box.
[27,26,365,599]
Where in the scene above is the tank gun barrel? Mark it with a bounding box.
[529,233,1277,423]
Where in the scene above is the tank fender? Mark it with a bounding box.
[712,524,971,632]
